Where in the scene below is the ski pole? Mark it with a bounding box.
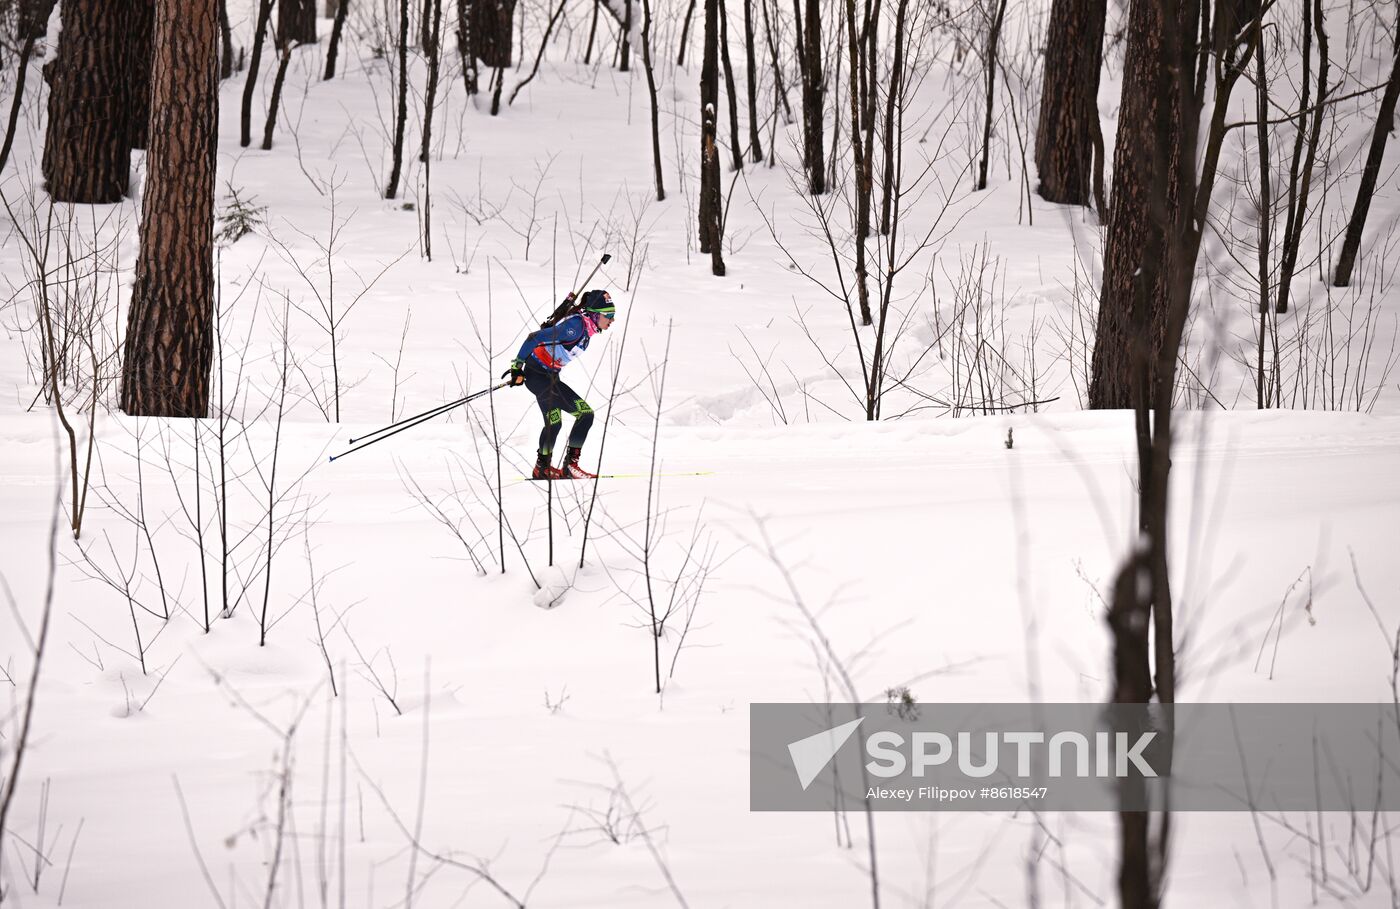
[540,252,612,327]
[328,381,509,462]
[347,394,472,444]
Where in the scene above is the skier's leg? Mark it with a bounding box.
[524,369,569,476]
[565,399,594,448]
[554,381,597,478]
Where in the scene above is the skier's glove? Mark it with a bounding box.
[502,358,527,386]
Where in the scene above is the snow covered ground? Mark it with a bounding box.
[2,1,1400,906]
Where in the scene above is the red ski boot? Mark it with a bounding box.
[531,452,565,481]
[561,446,598,479]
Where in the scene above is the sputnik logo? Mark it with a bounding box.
[787,717,865,790]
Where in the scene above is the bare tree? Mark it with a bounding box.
[742,0,763,162]
[641,0,665,199]
[324,0,350,78]
[1331,5,1400,288]
[240,0,276,147]
[975,0,1009,191]
[699,0,726,275]
[0,0,57,175]
[797,0,824,193]
[385,0,410,198]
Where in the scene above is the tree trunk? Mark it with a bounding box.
[800,0,823,193]
[278,0,317,46]
[1332,12,1400,287]
[324,0,349,77]
[878,0,908,234]
[42,0,132,203]
[261,44,292,149]
[641,0,665,199]
[1088,0,1183,409]
[239,0,275,147]
[472,0,516,67]
[457,0,478,93]
[385,0,408,197]
[218,0,235,79]
[719,0,743,170]
[128,0,154,149]
[843,0,871,323]
[700,0,726,274]
[676,0,696,65]
[741,0,763,161]
[619,0,630,70]
[20,0,55,42]
[1275,0,1328,314]
[120,0,218,417]
[1035,0,1107,206]
[976,0,1008,190]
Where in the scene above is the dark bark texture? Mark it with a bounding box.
[20,0,55,40]
[278,0,317,46]
[121,0,219,417]
[42,0,133,203]
[800,0,823,192]
[385,0,409,196]
[471,0,516,67]
[1035,0,1106,206]
[324,0,349,78]
[128,0,154,149]
[699,0,725,274]
[239,0,275,146]
[1088,0,1182,409]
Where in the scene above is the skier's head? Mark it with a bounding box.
[581,289,617,330]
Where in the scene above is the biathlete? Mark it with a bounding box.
[503,289,617,480]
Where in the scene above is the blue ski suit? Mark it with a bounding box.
[514,313,600,455]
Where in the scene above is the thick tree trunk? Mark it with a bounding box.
[800,0,823,193]
[128,0,154,149]
[1035,0,1107,206]
[120,0,218,417]
[278,0,317,46]
[1332,16,1400,287]
[700,0,726,274]
[1088,0,1183,409]
[42,0,132,203]
[472,0,516,67]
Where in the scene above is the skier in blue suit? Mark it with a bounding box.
[504,289,617,480]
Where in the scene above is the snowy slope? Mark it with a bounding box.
[1,0,1400,906]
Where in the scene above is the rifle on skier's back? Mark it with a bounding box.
[539,253,611,327]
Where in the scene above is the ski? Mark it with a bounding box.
[518,470,714,482]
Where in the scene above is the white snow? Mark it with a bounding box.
[1,0,1399,906]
